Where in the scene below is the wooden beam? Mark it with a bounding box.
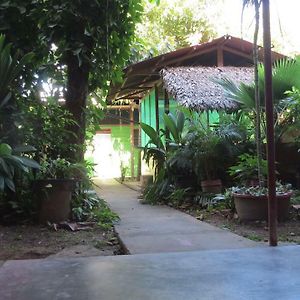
[120,86,153,91]
[222,45,254,61]
[107,104,139,110]
[217,48,224,67]
[155,46,219,69]
[115,78,160,95]
[114,77,128,100]
[116,89,146,100]
[116,96,143,100]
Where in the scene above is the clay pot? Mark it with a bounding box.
[35,179,76,223]
[201,179,222,193]
[233,192,292,221]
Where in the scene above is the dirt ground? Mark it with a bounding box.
[179,205,300,244]
[0,224,122,260]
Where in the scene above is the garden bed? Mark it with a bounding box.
[0,224,122,260]
[177,204,300,243]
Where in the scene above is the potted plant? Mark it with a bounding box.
[35,157,85,223]
[228,154,292,221]
[228,154,268,187]
[195,131,223,193]
[188,124,240,193]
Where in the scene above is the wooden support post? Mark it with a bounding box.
[155,85,160,132]
[217,48,224,67]
[164,89,170,115]
[130,104,135,179]
[137,102,142,180]
[164,89,170,144]
[206,111,210,129]
[263,0,277,246]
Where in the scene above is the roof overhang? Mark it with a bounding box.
[107,35,285,103]
[161,66,254,110]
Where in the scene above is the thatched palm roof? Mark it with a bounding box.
[161,67,254,110]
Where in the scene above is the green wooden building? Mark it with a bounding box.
[99,35,283,179]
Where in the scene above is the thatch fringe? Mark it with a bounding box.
[161,67,254,110]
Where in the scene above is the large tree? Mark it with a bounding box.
[0,0,144,160]
[130,0,216,63]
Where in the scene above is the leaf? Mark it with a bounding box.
[4,177,15,192]
[141,122,164,149]
[0,176,4,191]
[163,113,178,141]
[0,157,11,176]
[73,48,82,55]
[13,145,37,154]
[77,53,82,67]
[19,157,40,169]
[0,92,11,108]
[176,111,185,134]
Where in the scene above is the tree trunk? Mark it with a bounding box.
[65,53,90,162]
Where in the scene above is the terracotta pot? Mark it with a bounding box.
[35,179,76,224]
[233,192,292,221]
[201,179,222,193]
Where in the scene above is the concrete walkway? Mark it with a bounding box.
[1,245,300,300]
[94,179,258,254]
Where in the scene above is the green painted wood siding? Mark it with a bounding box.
[140,88,220,146]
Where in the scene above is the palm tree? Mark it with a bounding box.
[218,57,300,141]
[242,0,264,184]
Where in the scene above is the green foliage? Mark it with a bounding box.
[131,0,216,62]
[19,100,78,161]
[142,170,172,204]
[141,110,246,203]
[0,34,34,146]
[0,143,40,192]
[290,190,300,205]
[37,157,86,180]
[163,110,186,145]
[0,1,144,90]
[166,187,190,207]
[276,87,300,143]
[72,189,119,229]
[0,1,145,159]
[85,92,106,147]
[141,111,187,179]
[217,57,300,138]
[140,122,166,177]
[120,161,129,182]
[93,203,120,230]
[231,182,292,196]
[214,189,235,211]
[193,192,221,207]
[0,34,34,106]
[185,120,243,181]
[228,154,268,185]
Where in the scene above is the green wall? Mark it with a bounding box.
[101,125,140,178]
[141,89,178,146]
[140,88,220,146]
